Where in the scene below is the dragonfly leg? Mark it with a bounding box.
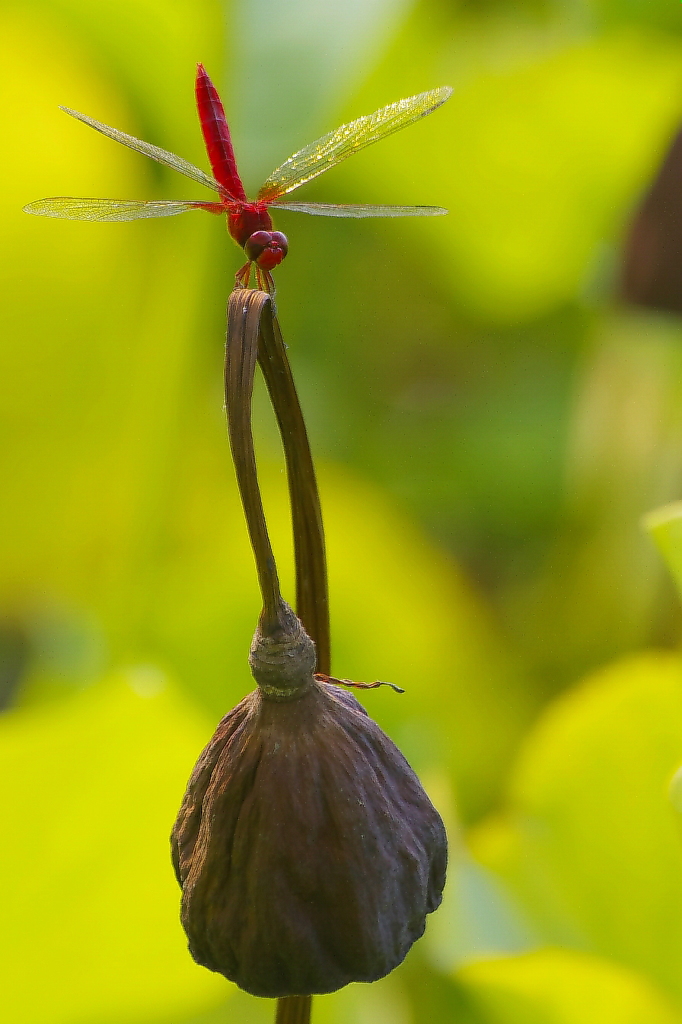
[235,261,275,298]
[263,269,275,296]
[235,261,251,289]
[255,266,275,296]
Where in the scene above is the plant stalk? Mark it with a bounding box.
[225,289,286,634]
[255,298,330,674]
[275,995,313,1024]
[227,289,330,670]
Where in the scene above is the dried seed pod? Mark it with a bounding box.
[171,602,447,998]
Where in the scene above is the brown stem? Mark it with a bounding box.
[256,302,330,675]
[275,995,312,1024]
[225,289,284,633]
[227,289,330,674]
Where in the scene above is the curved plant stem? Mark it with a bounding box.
[255,298,330,675]
[225,289,286,634]
[227,288,330,673]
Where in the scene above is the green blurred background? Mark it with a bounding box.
[6,0,682,1021]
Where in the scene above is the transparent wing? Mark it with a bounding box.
[23,198,219,221]
[270,201,448,218]
[257,86,452,202]
[61,107,224,194]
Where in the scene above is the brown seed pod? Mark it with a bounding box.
[171,603,447,998]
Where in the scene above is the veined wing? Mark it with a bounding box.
[61,107,225,195]
[23,198,223,221]
[270,201,448,217]
[257,87,452,202]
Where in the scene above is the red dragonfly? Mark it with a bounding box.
[25,65,452,293]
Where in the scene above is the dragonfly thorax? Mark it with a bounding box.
[227,203,288,270]
[227,203,273,247]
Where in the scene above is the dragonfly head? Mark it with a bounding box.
[244,230,289,271]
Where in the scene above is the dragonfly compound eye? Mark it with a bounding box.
[244,230,289,269]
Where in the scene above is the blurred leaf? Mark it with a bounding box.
[0,672,227,1024]
[331,11,682,321]
[425,856,538,969]
[507,312,682,689]
[9,0,224,162]
[229,0,415,184]
[457,949,682,1024]
[0,5,221,653]
[470,652,682,1004]
[586,0,682,36]
[669,764,682,816]
[645,501,682,603]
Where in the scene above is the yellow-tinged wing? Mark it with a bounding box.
[257,87,452,202]
[23,198,218,221]
[61,108,224,194]
[269,202,448,217]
